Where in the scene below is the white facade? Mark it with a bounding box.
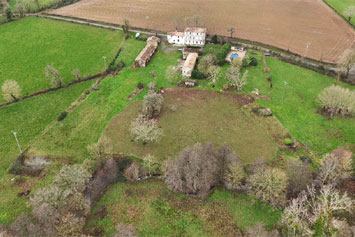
[167,32,185,45]
[167,28,206,47]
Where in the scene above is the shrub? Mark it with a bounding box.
[45,65,62,87]
[317,152,352,185]
[164,143,220,197]
[246,167,287,207]
[245,223,279,237]
[317,85,355,117]
[57,111,67,121]
[191,69,206,79]
[282,185,354,236]
[56,213,85,236]
[284,138,293,146]
[137,82,144,89]
[108,62,118,72]
[5,8,12,22]
[117,61,125,70]
[2,80,21,102]
[197,54,218,76]
[242,55,251,67]
[130,115,163,144]
[219,144,244,188]
[249,57,258,66]
[143,154,161,175]
[142,91,163,119]
[123,162,146,182]
[54,164,92,192]
[72,69,81,81]
[211,35,218,44]
[216,43,231,66]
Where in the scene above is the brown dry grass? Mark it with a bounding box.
[51,0,355,63]
[103,88,277,164]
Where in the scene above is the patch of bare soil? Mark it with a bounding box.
[163,88,254,106]
[50,0,355,63]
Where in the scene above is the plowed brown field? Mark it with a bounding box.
[50,0,355,63]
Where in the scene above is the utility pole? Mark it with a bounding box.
[12,131,22,154]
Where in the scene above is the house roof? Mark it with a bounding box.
[168,31,184,37]
[185,27,207,34]
[135,36,160,62]
[183,53,198,70]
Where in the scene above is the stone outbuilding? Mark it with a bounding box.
[182,53,198,78]
[134,36,161,68]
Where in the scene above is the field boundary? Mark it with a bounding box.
[322,0,355,29]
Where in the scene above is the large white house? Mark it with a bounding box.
[167,27,206,47]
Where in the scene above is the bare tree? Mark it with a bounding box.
[142,90,164,119]
[122,19,130,35]
[197,54,218,76]
[338,48,355,78]
[246,166,288,207]
[45,65,62,87]
[130,115,163,144]
[227,27,236,38]
[344,6,355,22]
[164,143,220,197]
[282,185,354,236]
[165,66,180,84]
[2,80,21,102]
[15,1,25,17]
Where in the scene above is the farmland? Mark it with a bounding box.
[0,14,354,236]
[50,0,355,63]
[0,17,122,101]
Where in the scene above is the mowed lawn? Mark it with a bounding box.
[88,179,282,236]
[0,17,123,102]
[239,52,355,155]
[103,89,277,164]
[325,0,355,25]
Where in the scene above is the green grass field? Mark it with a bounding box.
[0,17,123,102]
[324,0,355,25]
[87,179,281,236]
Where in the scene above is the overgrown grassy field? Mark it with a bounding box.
[103,89,277,164]
[0,81,92,224]
[87,179,282,236]
[0,17,122,102]
[325,0,355,25]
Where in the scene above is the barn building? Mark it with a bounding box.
[182,53,198,77]
[134,36,161,68]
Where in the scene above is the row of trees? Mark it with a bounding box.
[1,65,83,102]
[130,82,163,144]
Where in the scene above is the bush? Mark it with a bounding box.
[54,164,92,192]
[246,167,287,207]
[2,80,21,102]
[57,111,67,121]
[164,143,220,197]
[284,138,293,146]
[317,152,353,185]
[191,69,206,79]
[5,8,12,22]
[142,91,163,119]
[249,57,258,66]
[317,85,355,117]
[108,62,118,72]
[137,82,144,89]
[130,115,163,144]
[219,144,245,188]
[216,43,231,66]
[211,35,218,44]
[123,162,146,182]
[143,154,162,175]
